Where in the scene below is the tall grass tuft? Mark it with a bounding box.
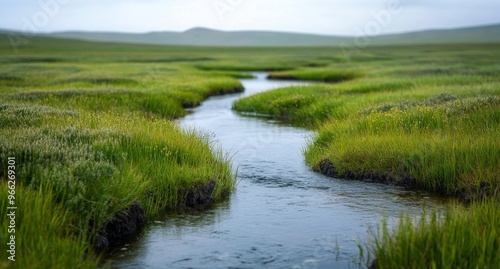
[0,183,99,269]
[367,198,500,269]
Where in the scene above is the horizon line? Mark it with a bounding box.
[1,22,499,38]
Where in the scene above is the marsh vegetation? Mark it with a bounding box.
[0,33,498,268]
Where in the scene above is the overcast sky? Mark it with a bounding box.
[1,0,500,36]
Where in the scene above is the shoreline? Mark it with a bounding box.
[95,180,218,253]
[92,84,246,254]
[314,158,494,203]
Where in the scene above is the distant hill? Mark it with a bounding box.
[3,24,500,47]
[370,24,500,45]
[45,27,351,47]
[46,24,500,47]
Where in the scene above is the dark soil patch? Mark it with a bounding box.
[314,158,417,188]
[314,158,496,203]
[94,202,146,253]
[456,182,496,204]
[185,180,216,210]
[95,180,219,257]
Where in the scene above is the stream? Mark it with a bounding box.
[109,72,444,269]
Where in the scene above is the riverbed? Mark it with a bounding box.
[109,73,443,269]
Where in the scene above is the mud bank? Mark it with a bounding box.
[314,158,494,203]
[95,181,218,253]
[95,202,146,253]
[185,180,217,210]
[314,159,417,188]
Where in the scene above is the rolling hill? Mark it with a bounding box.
[45,27,350,47]
[2,24,500,47]
[46,24,500,47]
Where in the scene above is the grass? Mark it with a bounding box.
[0,103,234,269]
[0,36,254,268]
[365,198,500,269]
[267,68,362,82]
[1,33,499,268]
[233,43,500,198]
[0,184,99,269]
[305,95,500,196]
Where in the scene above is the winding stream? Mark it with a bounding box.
[109,73,444,269]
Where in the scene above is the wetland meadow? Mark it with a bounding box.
[0,30,499,269]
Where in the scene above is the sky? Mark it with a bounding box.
[1,0,500,36]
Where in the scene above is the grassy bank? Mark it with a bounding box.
[0,104,235,267]
[232,43,500,268]
[0,37,250,268]
[233,43,500,198]
[267,68,362,82]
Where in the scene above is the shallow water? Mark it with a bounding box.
[109,73,444,269]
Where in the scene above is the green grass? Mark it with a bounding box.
[0,184,99,269]
[0,36,252,268]
[267,68,362,82]
[366,198,500,269]
[0,104,234,269]
[233,43,500,198]
[1,33,499,268]
[305,95,500,196]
